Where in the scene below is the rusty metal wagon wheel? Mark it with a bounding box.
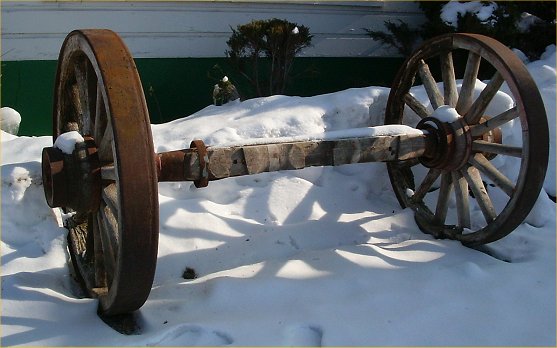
[386,33,548,247]
[52,29,158,315]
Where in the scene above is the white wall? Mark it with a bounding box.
[1,1,425,61]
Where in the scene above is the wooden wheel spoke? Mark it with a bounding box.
[472,140,522,158]
[91,214,107,288]
[469,153,515,196]
[86,63,98,135]
[394,158,420,169]
[433,172,453,225]
[462,165,497,223]
[93,83,106,141]
[98,203,119,281]
[101,165,117,181]
[470,107,518,137]
[97,122,114,161]
[464,71,505,124]
[403,93,431,119]
[452,170,470,229]
[70,84,84,130]
[440,51,457,107]
[102,184,120,216]
[418,59,443,109]
[411,168,442,202]
[456,51,481,114]
[73,59,94,134]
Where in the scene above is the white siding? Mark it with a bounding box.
[1,1,424,60]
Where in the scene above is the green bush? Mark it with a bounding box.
[364,20,420,56]
[366,1,555,60]
[226,18,312,97]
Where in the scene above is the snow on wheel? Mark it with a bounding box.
[42,29,159,315]
[385,33,549,246]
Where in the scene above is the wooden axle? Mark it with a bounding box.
[155,132,431,184]
[42,131,432,212]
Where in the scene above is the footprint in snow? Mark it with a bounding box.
[145,324,232,346]
[283,324,323,346]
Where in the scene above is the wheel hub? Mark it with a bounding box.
[42,136,101,213]
[417,112,501,172]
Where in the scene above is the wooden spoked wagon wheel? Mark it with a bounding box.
[46,29,159,315]
[386,33,549,246]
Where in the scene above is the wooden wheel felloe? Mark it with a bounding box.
[44,29,159,315]
[386,33,549,246]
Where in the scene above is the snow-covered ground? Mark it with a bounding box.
[2,46,555,345]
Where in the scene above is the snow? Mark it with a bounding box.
[441,1,498,28]
[0,107,22,135]
[1,51,555,346]
[53,131,85,154]
[431,105,461,123]
[518,12,544,33]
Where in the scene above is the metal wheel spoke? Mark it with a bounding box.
[456,52,481,114]
[462,165,497,223]
[472,140,522,158]
[469,153,515,196]
[418,59,443,109]
[403,93,431,119]
[433,172,453,225]
[440,51,457,107]
[464,71,505,124]
[452,170,470,229]
[411,168,442,202]
[470,107,518,137]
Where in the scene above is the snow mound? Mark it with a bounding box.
[0,107,22,135]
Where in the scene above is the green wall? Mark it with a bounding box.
[1,57,404,136]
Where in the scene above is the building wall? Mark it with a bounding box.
[1,1,425,135]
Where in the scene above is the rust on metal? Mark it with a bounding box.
[41,136,101,213]
[189,140,209,188]
[42,146,67,208]
[156,150,192,182]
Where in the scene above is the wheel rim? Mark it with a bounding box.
[54,29,159,314]
[386,33,548,246]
